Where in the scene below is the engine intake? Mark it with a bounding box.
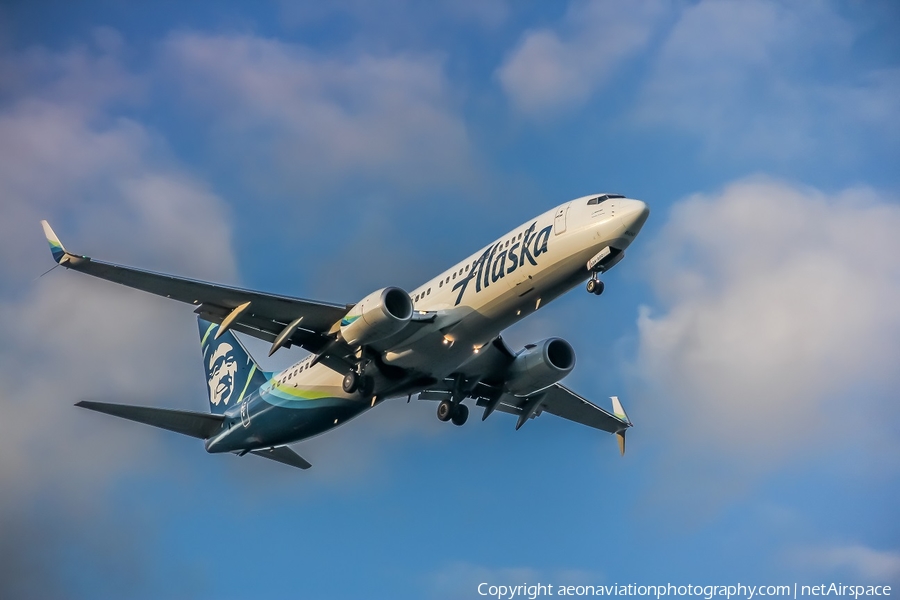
[340,287,413,347]
[504,337,576,396]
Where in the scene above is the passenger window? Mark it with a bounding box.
[439,280,443,288]
[427,288,431,295]
[452,272,456,280]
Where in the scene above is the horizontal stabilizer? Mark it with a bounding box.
[75,401,224,439]
[250,446,312,470]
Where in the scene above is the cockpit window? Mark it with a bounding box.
[587,194,625,205]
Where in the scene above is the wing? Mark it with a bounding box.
[480,384,630,433]
[475,383,633,454]
[41,220,348,356]
[535,385,631,434]
[412,335,632,450]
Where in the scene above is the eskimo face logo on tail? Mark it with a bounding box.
[451,221,552,306]
[208,342,238,406]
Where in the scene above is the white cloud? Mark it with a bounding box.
[0,28,142,110]
[635,178,900,510]
[633,0,900,159]
[0,34,236,480]
[497,0,666,116]
[160,32,476,193]
[791,544,900,581]
[0,32,236,596]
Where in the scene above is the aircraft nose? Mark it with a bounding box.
[617,199,650,234]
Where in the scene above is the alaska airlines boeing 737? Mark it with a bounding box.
[41,194,649,470]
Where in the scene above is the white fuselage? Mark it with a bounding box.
[269,195,649,408]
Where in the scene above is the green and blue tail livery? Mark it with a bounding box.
[198,318,268,415]
[41,220,68,263]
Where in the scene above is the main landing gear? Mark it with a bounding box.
[436,373,471,426]
[342,369,374,396]
[586,275,605,295]
[437,399,469,426]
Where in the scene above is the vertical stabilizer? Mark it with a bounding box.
[198,318,267,414]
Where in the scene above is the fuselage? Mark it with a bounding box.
[205,195,649,453]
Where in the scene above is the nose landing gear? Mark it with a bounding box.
[586,275,604,295]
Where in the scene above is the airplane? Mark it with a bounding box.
[40,193,649,470]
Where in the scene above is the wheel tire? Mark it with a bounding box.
[586,278,597,294]
[342,371,359,394]
[594,280,605,295]
[437,400,453,422]
[451,403,469,426]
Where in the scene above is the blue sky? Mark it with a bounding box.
[1,1,899,598]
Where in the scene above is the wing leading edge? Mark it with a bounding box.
[40,220,349,352]
[475,384,633,455]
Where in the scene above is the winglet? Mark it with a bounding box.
[611,396,630,457]
[40,220,68,264]
[611,396,630,425]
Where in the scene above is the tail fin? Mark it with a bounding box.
[198,317,267,414]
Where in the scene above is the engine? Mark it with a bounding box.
[340,287,414,346]
[504,338,576,396]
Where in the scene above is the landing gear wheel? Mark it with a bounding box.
[586,278,605,295]
[437,399,453,422]
[342,371,359,394]
[451,403,469,426]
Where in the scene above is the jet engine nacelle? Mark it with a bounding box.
[340,287,414,347]
[504,337,576,396]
